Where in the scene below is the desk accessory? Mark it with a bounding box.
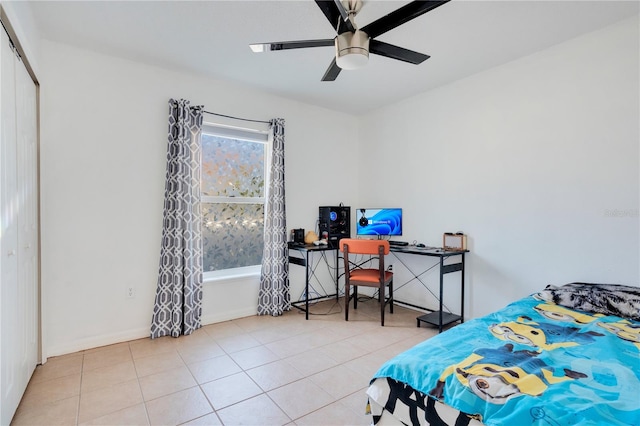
[443,232,467,250]
[293,228,305,244]
[305,230,319,244]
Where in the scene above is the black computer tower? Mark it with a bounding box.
[318,206,351,246]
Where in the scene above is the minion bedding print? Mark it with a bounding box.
[367,283,640,426]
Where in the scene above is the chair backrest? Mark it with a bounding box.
[339,239,390,255]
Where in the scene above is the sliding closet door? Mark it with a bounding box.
[15,33,39,391]
[1,26,20,425]
[0,26,38,426]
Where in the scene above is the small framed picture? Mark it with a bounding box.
[443,233,467,251]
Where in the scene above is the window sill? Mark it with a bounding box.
[204,266,261,284]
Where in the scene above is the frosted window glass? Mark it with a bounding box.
[201,134,265,197]
[202,203,264,271]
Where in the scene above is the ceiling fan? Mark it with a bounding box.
[249,0,450,81]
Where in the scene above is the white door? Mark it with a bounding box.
[0,27,39,425]
[1,26,20,425]
[15,38,39,393]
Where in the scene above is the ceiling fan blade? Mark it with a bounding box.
[321,58,342,81]
[369,39,430,64]
[360,1,450,39]
[315,1,355,33]
[250,39,334,52]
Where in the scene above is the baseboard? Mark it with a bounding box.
[44,326,150,359]
[43,308,259,360]
[201,307,258,325]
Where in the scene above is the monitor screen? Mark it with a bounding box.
[356,208,403,236]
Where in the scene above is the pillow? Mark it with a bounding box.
[537,282,640,321]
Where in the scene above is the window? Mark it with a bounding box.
[201,123,269,278]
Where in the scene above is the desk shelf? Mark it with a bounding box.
[416,311,461,328]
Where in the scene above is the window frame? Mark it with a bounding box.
[200,122,271,281]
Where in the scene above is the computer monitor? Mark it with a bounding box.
[355,208,403,237]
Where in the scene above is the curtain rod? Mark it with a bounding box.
[203,110,270,125]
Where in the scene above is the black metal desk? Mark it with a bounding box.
[389,246,468,332]
[288,243,339,319]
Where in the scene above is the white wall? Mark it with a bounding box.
[39,41,360,357]
[358,16,640,318]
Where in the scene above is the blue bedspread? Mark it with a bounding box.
[372,294,640,425]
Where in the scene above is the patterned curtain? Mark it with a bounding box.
[257,118,289,316]
[151,99,204,338]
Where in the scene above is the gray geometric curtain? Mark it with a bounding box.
[257,118,290,316]
[151,99,204,338]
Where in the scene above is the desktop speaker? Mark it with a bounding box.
[292,228,305,244]
[319,206,350,245]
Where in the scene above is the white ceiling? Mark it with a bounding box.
[28,0,639,114]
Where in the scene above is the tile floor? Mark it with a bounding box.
[11,298,439,426]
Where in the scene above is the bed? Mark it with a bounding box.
[366,283,640,426]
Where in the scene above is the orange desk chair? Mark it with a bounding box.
[339,239,394,326]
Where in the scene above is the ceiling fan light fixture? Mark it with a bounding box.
[249,43,268,53]
[335,30,369,70]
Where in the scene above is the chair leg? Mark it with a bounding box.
[345,283,350,322]
[389,280,394,314]
[353,286,358,310]
[380,284,385,326]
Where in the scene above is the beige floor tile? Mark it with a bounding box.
[395,330,436,351]
[285,348,339,377]
[82,344,132,372]
[129,336,177,359]
[314,323,362,341]
[77,379,143,424]
[18,373,81,410]
[232,314,283,333]
[309,365,369,399]
[267,378,335,420]
[343,351,389,380]
[11,395,79,426]
[81,360,137,393]
[172,328,215,348]
[134,349,185,378]
[78,403,149,425]
[200,371,263,409]
[249,325,297,345]
[264,334,315,359]
[347,330,405,353]
[202,321,246,340]
[138,365,197,401]
[316,339,370,364]
[176,340,225,365]
[187,354,242,384]
[181,412,223,425]
[245,359,303,392]
[307,327,350,348]
[341,388,370,418]
[294,400,369,426]
[30,354,83,384]
[214,333,262,354]
[216,394,290,426]
[145,386,212,426]
[228,345,280,370]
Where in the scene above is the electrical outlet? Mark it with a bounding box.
[126,285,136,299]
